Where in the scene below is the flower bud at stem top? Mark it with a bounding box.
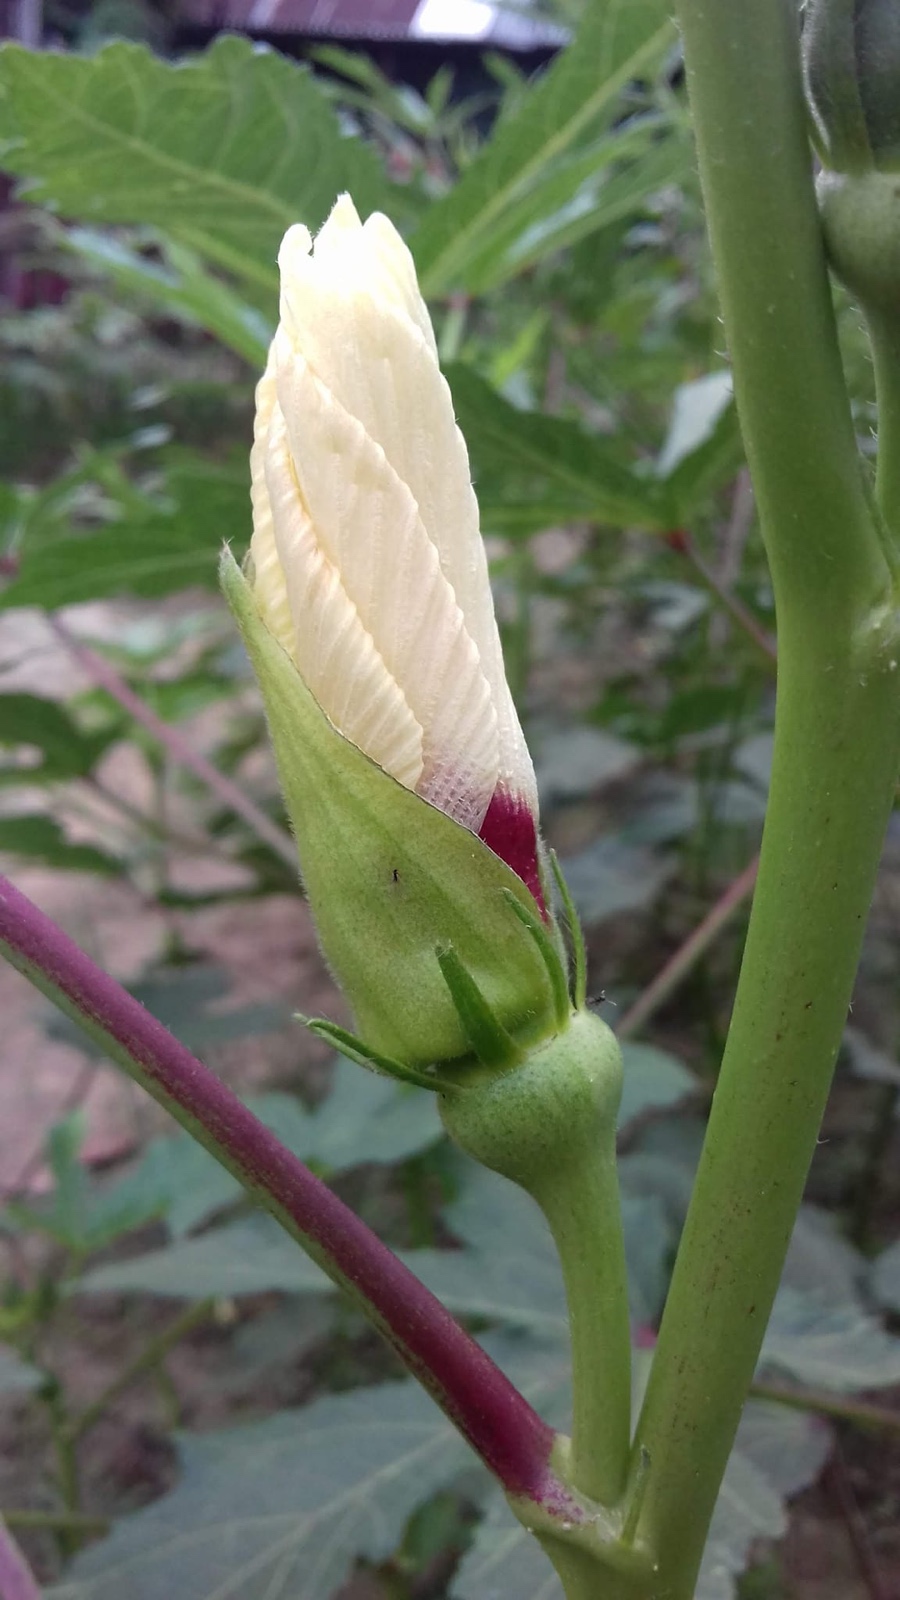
[228,195,565,1077]
[250,194,544,905]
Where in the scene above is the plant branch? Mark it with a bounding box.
[667,529,776,666]
[616,854,759,1041]
[0,1519,42,1600]
[65,1298,215,1445]
[47,615,297,870]
[0,873,570,1512]
[750,1379,900,1437]
[1,1511,109,1536]
[631,0,900,1593]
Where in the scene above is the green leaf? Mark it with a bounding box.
[97,1129,249,1244]
[75,1214,331,1300]
[46,1381,471,1600]
[557,835,674,926]
[46,1334,568,1600]
[656,372,735,477]
[0,453,248,609]
[656,373,744,519]
[67,229,272,366]
[405,1169,567,1339]
[448,363,666,533]
[441,116,689,296]
[871,1239,900,1312]
[7,1111,167,1254]
[0,815,120,874]
[762,1286,900,1391]
[413,0,677,295]
[695,1401,829,1599]
[0,1346,43,1395]
[0,692,112,785]
[82,1067,442,1254]
[47,965,288,1058]
[618,1042,696,1132]
[0,37,386,299]
[843,1025,900,1087]
[734,1402,831,1501]
[692,1450,784,1600]
[534,726,641,805]
[781,1205,865,1304]
[406,1163,670,1330]
[451,1492,562,1600]
[297,1059,442,1171]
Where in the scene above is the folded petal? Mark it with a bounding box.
[277,199,537,820]
[275,350,499,832]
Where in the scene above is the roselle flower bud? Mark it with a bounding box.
[223,196,566,1077]
[251,195,542,901]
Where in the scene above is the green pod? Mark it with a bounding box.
[221,547,559,1072]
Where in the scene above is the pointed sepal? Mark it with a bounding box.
[549,850,588,1012]
[436,947,523,1071]
[297,1013,460,1094]
[501,888,570,1030]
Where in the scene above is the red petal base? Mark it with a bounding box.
[479,789,546,917]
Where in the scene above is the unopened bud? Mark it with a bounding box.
[224,197,570,1080]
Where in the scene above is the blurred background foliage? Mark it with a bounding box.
[0,3,899,1597]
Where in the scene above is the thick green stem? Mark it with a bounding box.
[630,1,900,1595]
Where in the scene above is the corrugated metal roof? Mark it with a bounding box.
[179,0,568,49]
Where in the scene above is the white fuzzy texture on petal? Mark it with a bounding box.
[249,194,537,833]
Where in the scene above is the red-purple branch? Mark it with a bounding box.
[0,1520,41,1600]
[0,873,572,1512]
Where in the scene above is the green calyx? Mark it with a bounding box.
[818,167,900,315]
[440,1008,622,1195]
[221,548,562,1075]
[804,0,900,173]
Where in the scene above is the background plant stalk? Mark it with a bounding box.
[626,0,900,1593]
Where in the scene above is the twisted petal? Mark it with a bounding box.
[277,200,537,816]
[250,194,540,877]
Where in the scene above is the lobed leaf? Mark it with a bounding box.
[448,363,667,534]
[412,0,678,296]
[0,37,386,302]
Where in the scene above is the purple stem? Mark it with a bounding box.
[0,873,569,1510]
[0,1521,41,1600]
[47,616,297,870]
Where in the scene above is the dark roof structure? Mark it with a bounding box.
[177,0,568,51]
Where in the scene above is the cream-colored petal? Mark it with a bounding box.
[274,286,537,814]
[279,195,437,356]
[275,356,499,832]
[249,363,297,660]
[263,401,425,792]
